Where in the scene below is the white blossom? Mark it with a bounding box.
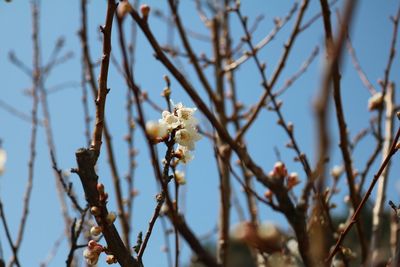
[175,102,198,127]
[149,101,201,162]
[368,92,383,110]
[175,145,193,164]
[160,203,169,216]
[145,121,168,139]
[0,148,7,176]
[330,165,342,178]
[175,127,201,150]
[83,248,99,266]
[174,170,186,185]
[161,111,180,129]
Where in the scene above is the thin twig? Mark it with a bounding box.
[11,2,40,265]
[0,201,21,267]
[0,99,43,126]
[137,138,175,264]
[80,0,130,245]
[90,0,115,154]
[318,0,367,261]
[66,209,88,266]
[346,35,376,95]
[224,2,299,72]
[167,0,219,106]
[160,216,174,267]
[327,125,400,262]
[39,233,65,267]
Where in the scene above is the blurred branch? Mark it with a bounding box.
[39,233,64,267]
[0,201,21,267]
[74,1,139,266]
[168,0,219,107]
[66,210,88,267]
[318,0,367,262]
[0,99,43,126]
[371,83,395,264]
[327,125,400,262]
[10,2,41,265]
[346,35,377,95]
[389,201,400,267]
[117,7,220,266]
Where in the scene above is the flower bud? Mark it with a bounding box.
[106,212,117,225]
[90,206,101,216]
[264,190,273,201]
[272,161,287,178]
[174,170,186,185]
[368,92,383,111]
[140,4,150,21]
[90,226,103,237]
[117,1,133,19]
[88,240,98,249]
[97,183,105,194]
[106,255,117,264]
[287,172,300,190]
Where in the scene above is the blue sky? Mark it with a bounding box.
[0,1,400,266]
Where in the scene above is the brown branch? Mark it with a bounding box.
[389,201,400,267]
[90,0,115,155]
[80,0,130,246]
[167,0,219,106]
[152,8,211,42]
[39,82,82,217]
[11,2,40,265]
[346,35,376,95]
[75,1,139,266]
[210,16,230,267]
[74,148,140,267]
[370,83,395,264]
[136,193,165,264]
[318,0,367,261]
[117,9,220,266]
[127,6,319,266]
[235,45,318,142]
[375,3,400,161]
[222,1,260,230]
[66,209,88,266]
[298,0,339,32]
[0,99,43,126]
[224,2,299,72]
[358,136,381,191]
[327,125,400,262]
[381,5,400,97]
[0,201,21,267]
[136,136,176,265]
[81,59,92,147]
[160,216,174,267]
[8,51,32,77]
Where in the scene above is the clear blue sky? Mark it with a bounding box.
[0,1,399,266]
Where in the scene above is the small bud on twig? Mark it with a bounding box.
[91,206,101,216]
[140,4,150,22]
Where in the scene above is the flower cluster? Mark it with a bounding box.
[268,161,300,190]
[146,102,201,163]
[83,240,103,265]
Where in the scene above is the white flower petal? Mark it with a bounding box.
[0,149,7,175]
[146,121,168,139]
[174,170,186,185]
